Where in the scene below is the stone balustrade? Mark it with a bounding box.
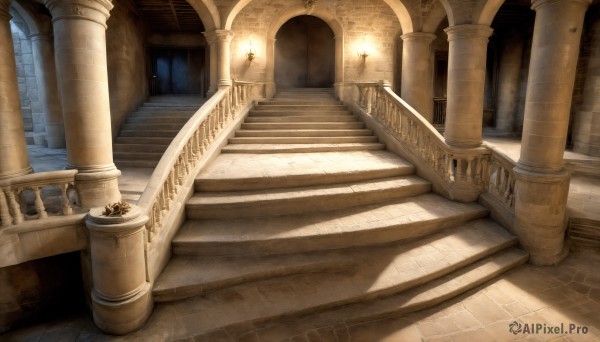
[486,149,516,210]
[0,169,79,227]
[138,81,256,244]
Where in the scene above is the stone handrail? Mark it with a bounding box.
[354,81,491,200]
[0,169,79,227]
[137,81,255,243]
[484,147,516,209]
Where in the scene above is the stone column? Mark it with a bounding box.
[265,38,276,98]
[0,0,32,179]
[514,0,590,265]
[443,25,493,148]
[215,29,234,89]
[401,32,436,122]
[86,206,152,334]
[44,0,120,208]
[573,14,600,156]
[203,31,218,96]
[495,29,525,132]
[30,33,65,149]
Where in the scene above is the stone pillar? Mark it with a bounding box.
[44,0,120,208]
[86,206,152,334]
[495,29,525,132]
[265,38,276,98]
[215,29,234,89]
[514,0,590,265]
[30,33,65,149]
[401,32,436,122]
[203,31,218,96]
[0,0,32,179]
[443,25,493,148]
[573,14,600,156]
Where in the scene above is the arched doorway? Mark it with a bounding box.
[275,15,335,88]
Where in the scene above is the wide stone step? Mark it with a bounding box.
[257,100,342,106]
[126,116,190,125]
[228,136,379,144]
[186,176,430,220]
[245,115,359,123]
[114,160,158,168]
[250,110,351,117]
[235,129,373,138]
[153,253,354,302]
[115,136,175,145]
[221,143,385,153]
[253,105,347,111]
[177,194,489,257]
[200,247,528,340]
[138,106,198,112]
[118,130,179,138]
[113,144,168,153]
[121,123,186,131]
[164,220,516,336]
[195,151,415,192]
[241,122,365,130]
[130,111,194,119]
[114,152,163,161]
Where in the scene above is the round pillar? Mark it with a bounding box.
[443,24,493,148]
[0,0,32,180]
[514,0,591,265]
[495,28,525,132]
[86,205,152,335]
[401,32,436,122]
[44,0,120,208]
[202,31,218,96]
[30,33,65,149]
[265,38,276,98]
[215,30,234,88]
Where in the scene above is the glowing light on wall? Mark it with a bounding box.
[356,34,372,62]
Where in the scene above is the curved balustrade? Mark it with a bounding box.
[137,81,256,244]
[353,81,515,211]
[0,170,79,227]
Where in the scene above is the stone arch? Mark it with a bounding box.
[225,0,251,30]
[266,5,345,87]
[437,0,456,26]
[9,0,44,35]
[186,0,220,30]
[474,0,505,25]
[423,0,449,33]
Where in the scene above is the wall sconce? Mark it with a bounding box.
[357,34,371,63]
[246,40,256,62]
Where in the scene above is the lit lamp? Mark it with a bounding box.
[246,40,256,62]
[357,34,371,62]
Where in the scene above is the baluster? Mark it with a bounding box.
[6,190,23,225]
[366,87,372,114]
[0,189,13,226]
[59,183,73,215]
[446,155,454,181]
[201,122,209,152]
[466,158,473,182]
[211,111,218,139]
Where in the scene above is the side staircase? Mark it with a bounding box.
[152,88,528,338]
[113,95,206,168]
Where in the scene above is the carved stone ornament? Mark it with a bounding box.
[303,0,318,11]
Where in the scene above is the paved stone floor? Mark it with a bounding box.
[7,141,599,341]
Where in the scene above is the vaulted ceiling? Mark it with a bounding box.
[133,0,204,33]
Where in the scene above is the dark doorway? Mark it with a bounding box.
[275,16,335,88]
[150,48,205,95]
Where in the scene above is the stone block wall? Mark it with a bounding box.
[230,0,402,87]
[106,0,148,138]
[10,18,43,145]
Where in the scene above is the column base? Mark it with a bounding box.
[0,166,33,180]
[74,167,121,209]
[444,137,483,149]
[513,167,570,265]
[91,282,153,335]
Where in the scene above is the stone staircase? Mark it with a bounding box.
[113,95,206,168]
[151,88,528,339]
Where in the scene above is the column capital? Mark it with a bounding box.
[401,32,436,42]
[531,0,591,11]
[44,0,113,28]
[0,0,12,22]
[203,29,234,44]
[444,24,493,42]
[28,32,54,42]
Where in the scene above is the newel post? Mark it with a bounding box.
[85,205,153,335]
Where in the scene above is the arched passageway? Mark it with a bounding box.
[275,15,335,88]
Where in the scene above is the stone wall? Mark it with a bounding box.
[10,17,42,145]
[230,0,402,87]
[106,0,148,138]
[0,252,84,333]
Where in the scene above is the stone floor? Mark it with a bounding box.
[6,140,599,341]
